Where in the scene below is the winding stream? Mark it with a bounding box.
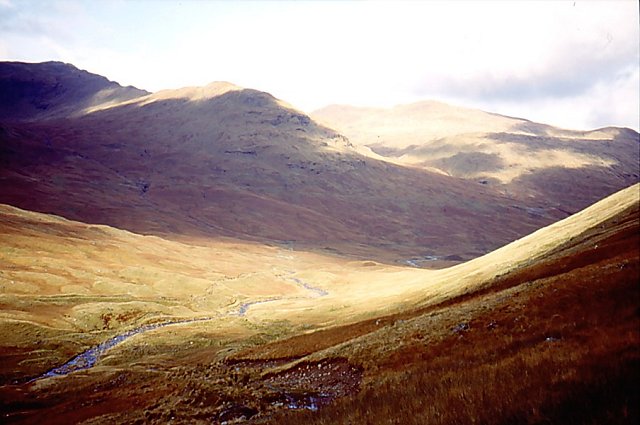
[33,317,214,381]
[233,298,281,316]
[287,274,328,297]
[32,272,327,382]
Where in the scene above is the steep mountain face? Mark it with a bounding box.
[0,61,149,121]
[0,62,596,263]
[312,103,639,213]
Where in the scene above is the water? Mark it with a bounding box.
[289,276,328,297]
[32,274,328,382]
[234,298,280,316]
[34,317,213,381]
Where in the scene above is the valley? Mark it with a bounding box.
[0,61,638,424]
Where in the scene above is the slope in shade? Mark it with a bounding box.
[0,62,571,263]
[312,103,639,212]
[0,61,149,121]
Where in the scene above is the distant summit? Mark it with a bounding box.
[0,61,149,121]
[312,102,640,212]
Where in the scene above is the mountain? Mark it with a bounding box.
[0,62,571,264]
[312,102,639,212]
[0,61,149,121]
[0,61,637,425]
[0,183,636,423]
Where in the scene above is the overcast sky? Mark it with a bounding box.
[1,0,638,131]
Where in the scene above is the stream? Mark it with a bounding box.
[286,271,328,297]
[33,317,214,381]
[32,272,327,382]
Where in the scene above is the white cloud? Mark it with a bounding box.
[0,0,638,130]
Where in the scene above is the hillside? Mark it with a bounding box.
[0,61,149,121]
[270,184,640,425]
[0,202,343,385]
[0,62,572,264]
[1,62,637,422]
[0,184,637,424]
[312,103,639,212]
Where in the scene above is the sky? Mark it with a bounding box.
[1,0,638,131]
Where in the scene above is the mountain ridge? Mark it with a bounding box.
[0,61,149,121]
[1,61,571,264]
[312,102,639,212]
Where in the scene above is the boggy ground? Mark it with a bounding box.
[0,186,638,424]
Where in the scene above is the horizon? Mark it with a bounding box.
[1,0,639,131]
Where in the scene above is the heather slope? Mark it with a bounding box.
[247,184,640,425]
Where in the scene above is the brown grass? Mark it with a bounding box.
[272,207,639,424]
[0,189,637,424]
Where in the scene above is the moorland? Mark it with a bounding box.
[0,61,638,424]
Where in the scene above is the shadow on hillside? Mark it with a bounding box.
[3,89,634,265]
[506,165,640,213]
[485,130,639,155]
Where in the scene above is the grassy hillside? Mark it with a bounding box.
[0,203,342,383]
[256,183,640,425]
[1,67,564,264]
[0,184,637,424]
[312,103,639,212]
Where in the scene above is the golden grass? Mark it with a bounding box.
[0,203,337,381]
[273,203,639,424]
[312,103,637,210]
[0,185,637,423]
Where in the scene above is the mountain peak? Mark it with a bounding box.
[0,61,149,121]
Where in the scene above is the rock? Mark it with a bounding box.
[218,404,258,422]
[453,323,470,334]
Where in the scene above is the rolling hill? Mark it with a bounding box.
[312,102,639,212]
[0,62,583,265]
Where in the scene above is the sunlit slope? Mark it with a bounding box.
[0,203,338,381]
[0,63,564,264]
[269,185,640,425]
[246,183,639,324]
[224,184,638,424]
[313,102,639,212]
